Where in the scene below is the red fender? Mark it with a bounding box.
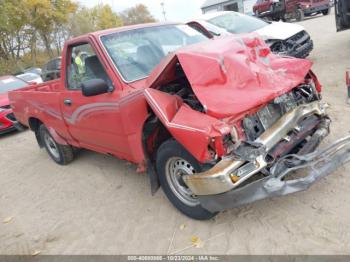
[144,88,230,163]
[47,126,69,145]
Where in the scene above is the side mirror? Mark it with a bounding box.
[81,79,111,97]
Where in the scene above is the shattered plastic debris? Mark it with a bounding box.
[31,250,41,256]
[3,216,13,224]
[191,236,204,248]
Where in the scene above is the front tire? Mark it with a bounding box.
[39,125,74,165]
[156,140,218,220]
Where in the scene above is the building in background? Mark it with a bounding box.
[201,0,256,15]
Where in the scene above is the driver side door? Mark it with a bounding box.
[61,42,129,156]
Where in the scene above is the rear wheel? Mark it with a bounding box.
[156,140,218,220]
[296,9,304,21]
[39,125,74,165]
[322,8,330,15]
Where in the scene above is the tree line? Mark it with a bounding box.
[0,0,156,74]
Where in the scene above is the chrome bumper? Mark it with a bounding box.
[199,136,350,212]
[183,101,329,196]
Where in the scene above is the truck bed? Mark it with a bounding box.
[8,79,63,128]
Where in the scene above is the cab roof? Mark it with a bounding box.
[92,22,181,38]
[66,22,182,45]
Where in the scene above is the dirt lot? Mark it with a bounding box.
[1,9,350,255]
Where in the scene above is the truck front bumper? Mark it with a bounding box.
[303,5,329,15]
[183,101,350,211]
[199,136,350,212]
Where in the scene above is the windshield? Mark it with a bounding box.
[0,77,28,94]
[101,24,209,82]
[208,12,268,34]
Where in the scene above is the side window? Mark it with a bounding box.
[67,43,112,90]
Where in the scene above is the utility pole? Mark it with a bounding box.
[160,1,167,21]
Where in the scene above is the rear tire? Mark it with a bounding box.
[39,125,74,165]
[156,139,218,220]
[296,9,304,21]
[322,8,330,15]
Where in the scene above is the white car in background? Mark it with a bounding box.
[188,11,314,58]
[16,72,43,84]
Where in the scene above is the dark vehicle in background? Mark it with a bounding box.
[0,76,28,134]
[335,0,350,31]
[41,57,61,82]
[254,0,331,21]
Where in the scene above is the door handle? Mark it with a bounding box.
[64,99,72,106]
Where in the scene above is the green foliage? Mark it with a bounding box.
[0,1,155,75]
[69,4,123,37]
[121,4,156,26]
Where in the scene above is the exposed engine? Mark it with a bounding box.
[159,64,204,112]
[242,83,320,142]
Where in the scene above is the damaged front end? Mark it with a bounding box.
[183,97,350,212]
[145,34,349,212]
[197,135,350,213]
[268,30,313,58]
[183,100,330,195]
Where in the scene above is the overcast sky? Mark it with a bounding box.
[78,0,206,22]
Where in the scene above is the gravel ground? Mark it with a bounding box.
[1,8,350,255]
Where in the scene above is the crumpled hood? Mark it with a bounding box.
[255,22,305,41]
[146,34,313,119]
[0,93,9,107]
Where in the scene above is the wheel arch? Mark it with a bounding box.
[28,117,44,147]
[141,110,173,195]
[28,117,68,147]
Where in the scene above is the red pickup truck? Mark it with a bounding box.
[9,22,350,220]
[254,0,331,21]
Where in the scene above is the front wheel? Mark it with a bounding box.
[156,140,218,220]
